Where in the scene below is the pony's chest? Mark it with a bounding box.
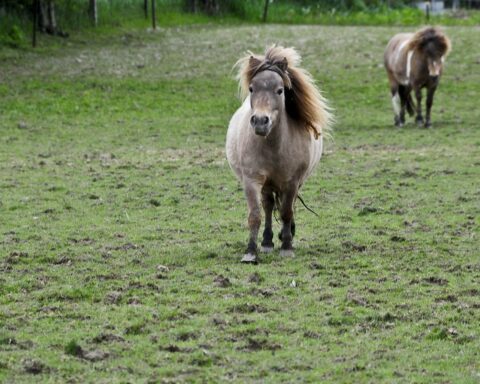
[246,144,310,182]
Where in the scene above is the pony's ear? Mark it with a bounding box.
[249,56,262,68]
[277,57,288,73]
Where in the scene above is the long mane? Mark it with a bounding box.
[235,45,332,138]
[407,27,451,56]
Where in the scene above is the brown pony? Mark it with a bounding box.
[384,27,451,127]
[226,45,332,263]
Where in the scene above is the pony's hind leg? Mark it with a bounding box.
[388,76,402,127]
[241,180,262,263]
[415,88,424,125]
[397,85,410,126]
[260,190,274,253]
[279,188,297,257]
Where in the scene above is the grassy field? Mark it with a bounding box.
[0,23,479,383]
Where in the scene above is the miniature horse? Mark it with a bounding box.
[384,27,451,127]
[226,45,332,263]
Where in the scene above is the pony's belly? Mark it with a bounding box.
[304,136,323,181]
[226,101,250,181]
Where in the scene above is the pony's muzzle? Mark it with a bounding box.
[250,115,271,137]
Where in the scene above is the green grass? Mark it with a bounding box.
[1,24,479,382]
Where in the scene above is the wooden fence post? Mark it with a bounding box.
[32,0,37,47]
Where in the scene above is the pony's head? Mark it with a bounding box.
[236,45,331,139]
[408,27,451,79]
[246,56,288,137]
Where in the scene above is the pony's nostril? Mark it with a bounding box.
[261,116,270,125]
[250,115,257,125]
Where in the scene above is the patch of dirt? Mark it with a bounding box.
[303,331,322,339]
[390,235,406,242]
[68,237,95,245]
[149,199,161,207]
[358,206,379,216]
[309,262,325,270]
[22,358,47,374]
[53,255,72,265]
[247,272,263,284]
[342,241,367,252]
[4,251,29,265]
[212,317,227,327]
[229,303,269,313]
[107,243,139,251]
[214,275,231,288]
[81,349,110,362]
[347,290,368,306]
[156,265,170,273]
[249,287,275,297]
[460,289,479,296]
[104,291,122,304]
[434,295,457,303]
[176,331,198,341]
[423,277,449,286]
[161,345,192,353]
[92,333,125,343]
[239,337,281,351]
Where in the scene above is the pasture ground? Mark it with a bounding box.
[0,24,479,383]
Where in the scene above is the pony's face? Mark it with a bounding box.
[426,56,443,79]
[424,41,446,79]
[248,71,285,137]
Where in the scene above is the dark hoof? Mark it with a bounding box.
[424,121,432,128]
[415,116,424,126]
[241,253,258,264]
[394,117,404,127]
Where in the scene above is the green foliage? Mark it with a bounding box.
[0,24,25,47]
[64,340,83,356]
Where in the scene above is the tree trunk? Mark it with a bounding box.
[88,0,98,27]
[151,0,156,30]
[262,0,269,22]
[32,0,38,47]
[38,0,68,37]
[144,0,148,19]
[187,0,196,13]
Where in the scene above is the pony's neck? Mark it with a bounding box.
[265,109,289,146]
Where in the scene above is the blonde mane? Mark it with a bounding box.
[235,45,332,138]
[407,27,451,56]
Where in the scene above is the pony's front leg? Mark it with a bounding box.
[425,84,437,128]
[415,88,424,125]
[279,188,297,257]
[241,181,262,264]
[260,190,275,253]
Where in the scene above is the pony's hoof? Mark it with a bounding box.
[424,122,432,128]
[279,249,295,257]
[260,246,274,253]
[241,253,258,264]
[415,117,424,125]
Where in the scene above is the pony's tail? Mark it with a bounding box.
[399,85,415,117]
[406,93,415,117]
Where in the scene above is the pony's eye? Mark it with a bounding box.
[249,86,253,93]
[277,88,284,95]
